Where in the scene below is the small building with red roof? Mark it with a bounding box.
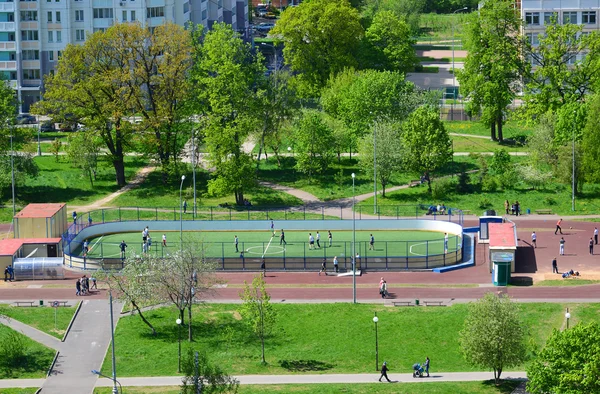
[488,222,518,273]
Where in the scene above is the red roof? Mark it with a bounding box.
[15,203,66,219]
[0,238,62,256]
[489,223,517,249]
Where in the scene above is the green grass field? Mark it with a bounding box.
[0,325,55,379]
[79,230,461,260]
[0,304,78,339]
[101,303,588,377]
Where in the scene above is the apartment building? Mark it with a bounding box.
[3,0,247,112]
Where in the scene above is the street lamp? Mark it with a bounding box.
[451,7,468,121]
[351,172,356,304]
[108,291,119,394]
[373,121,377,215]
[191,128,196,218]
[91,370,122,394]
[373,313,379,371]
[287,146,292,155]
[37,115,41,156]
[10,133,15,217]
[176,318,182,372]
[572,110,576,211]
[179,175,186,251]
[565,308,571,329]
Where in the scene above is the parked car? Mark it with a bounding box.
[255,22,275,32]
[265,12,277,19]
[16,114,36,124]
[58,122,78,132]
[40,121,56,132]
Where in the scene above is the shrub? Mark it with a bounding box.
[482,175,499,192]
[479,198,492,209]
[0,329,27,369]
[456,171,472,193]
[544,196,557,206]
[432,178,455,200]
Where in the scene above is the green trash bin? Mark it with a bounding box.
[39,300,44,306]
[415,299,420,306]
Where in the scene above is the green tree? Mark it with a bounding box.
[361,10,417,73]
[358,121,404,197]
[527,113,558,170]
[401,106,453,192]
[65,132,102,187]
[180,349,239,394]
[459,293,527,385]
[239,275,276,365]
[272,0,363,96]
[457,0,524,141]
[361,0,425,33]
[191,23,264,205]
[527,323,600,394]
[490,148,511,176]
[293,110,335,180]
[582,94,600,184]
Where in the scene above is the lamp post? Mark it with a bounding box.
[373,312,379,371]
[10,132,15,217]
[91,370,122,394]
[176,318,182,372]
[287,146,292,156]
[109,291,118,394]
[572,111,575,211]
[565,308,571,329]
[451,7,468,121]
[373,121,377,215]
[351,172,356,304]
[179,175,186,251]
[192,128,196,218]
[37,115,41,156]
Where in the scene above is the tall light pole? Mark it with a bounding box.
[109,291,118,394]
[373,121,377,215]
[10,133,15,217]
[191,129,196,218]
[180,175,186,251]
[176,318,182,372]
[451,7,468,121]
[572,111,576,211]
[373,312,379,371]
[565,308,571,329]
[91,370,122,394]
[37,115,41,156]
[351,172,356,304]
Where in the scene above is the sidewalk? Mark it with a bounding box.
[0,315,62,351]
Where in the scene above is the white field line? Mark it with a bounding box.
[408,240,444,256]
[87,235,104,255]
[262,235,276,259]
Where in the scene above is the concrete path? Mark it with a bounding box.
[40,298,122,394]
[259,181,320,203]
[93,371,526,387]
[0,315,61,351]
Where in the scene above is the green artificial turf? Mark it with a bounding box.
[0,304,78,339]
[0,325,55,379]
[79,230,462,260]
[101,302,583,377]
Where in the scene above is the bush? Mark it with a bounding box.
[479,198,492,209]
[432,178,455,200]
[456,171,471,193]
[482,175,499,192]
[544,196,557,206]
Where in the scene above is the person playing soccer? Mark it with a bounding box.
[319,258,326,276]
[270,220,275,236]
[369,234,375,250]
[162,234,167,247]
[234,235,239,253]
[309,233,315,250]
[328,230,332,247]
[83,239,89,257]
[280,229,287,245]
[316,232,321,248]
[119,240,128,259]
[444,233,449,254]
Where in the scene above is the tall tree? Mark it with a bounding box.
[401,106,453,192]
[293,110,335,180]
[457,0,524,141]
[358,121,404,197]
[459,293,527,385]
[272,0,363,96]
[582,94,600,184]
[180,349,239,394]
[65,132,102,187]
[191,23,264,205]
[239,275,276,365]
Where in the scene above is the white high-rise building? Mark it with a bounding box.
[4,0,247,112]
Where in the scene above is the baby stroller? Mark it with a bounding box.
[412,363,424,378]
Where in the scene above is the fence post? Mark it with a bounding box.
[415,206,418,218]
[102,209,105,223]
[303,243,306,270]
[210,207,213,221]
[222,243,225,269]
[155,208,158,221]
[303,206,306,220]
[385,241,388,270]
[396,206,399,219]
[119,207,121,222]
[321,206,324,220]
[426,241,429,269]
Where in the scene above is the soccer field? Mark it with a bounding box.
[78,229,461,260]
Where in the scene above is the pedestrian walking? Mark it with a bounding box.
[504,200,509,215]
[162,234,167,247]
[183,200,187,214]
[378,362,391,382]
[84,276,90,293]
[280,230,286,245]
[328,230,332,247]
[319,258,326,276]
[552,257,559,274]
[555,219,563,235]
[91,276,97,290]
[309,233,315,250]
[531,231,537,248]
[234,235,239,252]
[369,234,375,250]
[260,258,266,277]
[424,357,430,377]
[7,265,13,281]
[355,253,360,269]
[75,279,81,296]
[595,227,598,245]
[72,211,77,224]
[444,233,449,254]
[316,232,321,248]
[590,237,594,255]
[88,215,92,226]
[333,256,338,273]
[559,237,565,256]
[514,201,520,216]
[119,240,128,259]
[3,266,9,282]
[83,239,89,256]
[380,280,387,298]
[270,220,275,235]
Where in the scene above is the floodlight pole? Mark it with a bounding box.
[10,132,15,217]
[192,129,196,217]
[109,291,118,394]
[452,7,468,121]
[373,121,377,215]
[572,111,575,211]
[180,175,186,251]
[351,173,356,304]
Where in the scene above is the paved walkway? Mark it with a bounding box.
[40,299,122,394]
[0,315,61,351]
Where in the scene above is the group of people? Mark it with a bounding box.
[378,277,389,298]
[3,265,14,281]
[504,200,521,216]
[379,357,430,383]
[75,275,96,296]
[426,204,447,215]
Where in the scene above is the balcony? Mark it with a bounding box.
[0,41,16,50]
[0,60,16,70]
[0,2,14,12]
[0,22,15,31]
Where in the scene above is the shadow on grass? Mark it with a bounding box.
[279,359,334,372]
[481,379,524,393]
[0,350,54,379]
[509,277,533,287]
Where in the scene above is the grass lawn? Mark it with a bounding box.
[0,325,55,379]
[418,13,471,42]
[0,304,78,339]
[535,280,600,287]
[110,166,303,209]
[81,230,461,260]
[93,380,522,394]
[0,389,40,394]
[0,155,147,223]
[450,136,528,153]
[101,302,582,377]
[444,121,535,140]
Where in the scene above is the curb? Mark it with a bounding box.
[62,300,82,342]
[46,350,60,377]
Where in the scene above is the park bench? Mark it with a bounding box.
[535,209,552,215]
[48,301,69,307]
[423,300,444,307]
[14,301,35,307]
[392,301,413,307]
[409,180,421,187]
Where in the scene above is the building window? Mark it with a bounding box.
[93,8,114,18]
[20,11,38,21]
[22,50,39,60]
[76,29,84,41]
[525,12,540,25]
[48,31,53,42]
[93,27,106,33]
[183,2,189,14]
[21,30,39,41]
[75,10,84,21]
[47,11,52,22]
[56,11,61,22]
[122,10,127,21]
[526,33,539,46]
[544,12,557,25]
[49,51,54,61]
[23,69,41,79]
[582,11,596,24]
[564,53,576,65]
[58,50,62,59]
[146,6,164,18]
[563,11,577,24]
[56,31,61,42]
[201,9,206,19]
[131,10,135,20]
